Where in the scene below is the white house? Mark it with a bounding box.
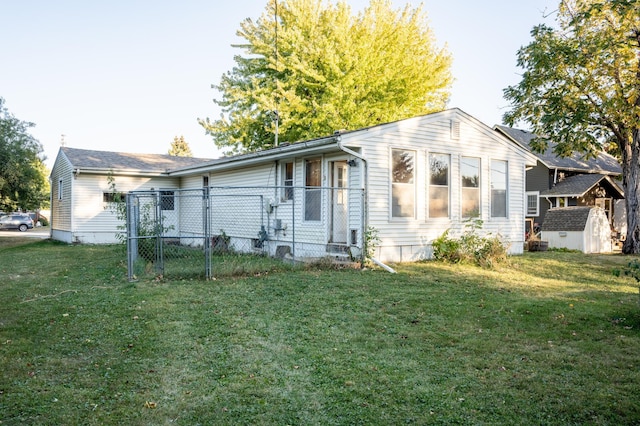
[49,108,538,262]
[49,148,211,243]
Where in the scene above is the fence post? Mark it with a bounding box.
[155,191,164,275]
[203,186,211,279]
[126,193,137,281]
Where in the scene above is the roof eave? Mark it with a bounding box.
[72,167,170,177]
[169,136,339,176]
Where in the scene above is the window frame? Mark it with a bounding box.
[490,159,508,218]
[103,192,124,203]
[160,190,175,211]
[58,178,63,200]
[526,191,539,216]
[281,161,294,202]
[390,148,416,219]
[428,152,451,218]
[461,156,481,218]
[304,158,322,221]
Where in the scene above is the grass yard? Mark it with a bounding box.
[1,239,639,425]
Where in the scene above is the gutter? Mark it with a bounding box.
[337,137,397,273]
[370,257,397,274]
[169,136,338,176]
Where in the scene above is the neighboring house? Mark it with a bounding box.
[49,147,211,243]
[50,109,538,262]
[494,126,625,240]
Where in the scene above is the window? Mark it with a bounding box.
[160,190,175,211]
[491,160,508,217]
[429,153,450,218]
[202,176,209,187]
[58,179,63,200]
[391,149,415,218]
[282,161,294,201]
[461,157,480,218]
[526,191,539,216]
[305,159,321,221]
[103,192,124,203]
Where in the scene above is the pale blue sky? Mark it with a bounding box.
[1,0,556,168]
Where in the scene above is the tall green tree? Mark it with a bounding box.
[503,0,640,254]
[168,135,193,157]
[200,0,452,154]
[0,98,48,212]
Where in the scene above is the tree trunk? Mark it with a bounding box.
[622,128,640,254]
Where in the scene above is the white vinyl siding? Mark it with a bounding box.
[336,110,532,261]
[72,174,180,243]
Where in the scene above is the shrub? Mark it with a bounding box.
[432,219,508,267]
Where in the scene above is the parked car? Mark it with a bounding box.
[0,214,34,232]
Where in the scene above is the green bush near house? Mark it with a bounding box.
[432,219,508,267]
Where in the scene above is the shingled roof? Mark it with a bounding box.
[540,174,624,198]
[494,126,621,175]
[541,206,595,232]
[61,147,213,173]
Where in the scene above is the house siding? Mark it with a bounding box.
[49,109,535,264]
[50,151,74,242]
[339,111,531,262]
[73,174,180,244]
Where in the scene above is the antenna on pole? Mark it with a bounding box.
[273,0,279,147]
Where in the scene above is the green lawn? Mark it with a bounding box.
[1,240,639,425]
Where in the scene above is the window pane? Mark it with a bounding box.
[429,186,449,217]
[283,162,294,201]
[392,183,415,217]
[462,188,480,217]
[306,159,321,187]
[461,157,479,188]
[462,157,480,217]
[392,150,414,184]
[429,153,450,218]
[430,154,449,186]
[305,159,321,220]
[491,160,507,217]
[391,150,415,218]
[161,191,175,211]
[527,194,538,215]
[305,189,321,220]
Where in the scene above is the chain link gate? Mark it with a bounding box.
[126,186,365,280]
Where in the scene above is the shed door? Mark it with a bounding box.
[330,161,348,243]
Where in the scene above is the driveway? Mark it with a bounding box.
[0,227,50,239]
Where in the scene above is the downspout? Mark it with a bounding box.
[338,137,395,273]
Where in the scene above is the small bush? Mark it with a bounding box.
[432,219,508,267]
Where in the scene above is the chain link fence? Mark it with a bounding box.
[126,186,366,280]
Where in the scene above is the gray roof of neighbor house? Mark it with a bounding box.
[540,174,624,198]
[494,125,622,175]
[541,206,595,231]
[61,147,213,174]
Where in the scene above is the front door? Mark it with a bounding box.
[330,161,348,243]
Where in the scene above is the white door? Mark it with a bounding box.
[331,161,348,243]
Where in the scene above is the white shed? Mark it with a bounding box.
[540,206,612,253]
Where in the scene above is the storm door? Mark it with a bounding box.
[330,161,348,243]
